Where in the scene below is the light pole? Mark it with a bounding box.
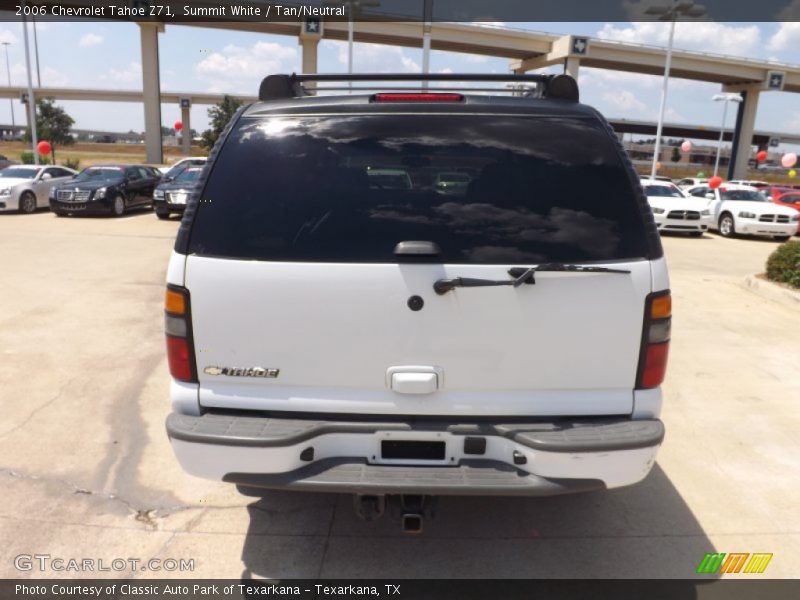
[712,93,742,177]
[646,1,707,179]
[1,42,14,134]
[21,4,39,164]
[32,16,41,87]
[421,0,432,90]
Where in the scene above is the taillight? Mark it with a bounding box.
[372,93,463,103]
[636,290,671,390]
[165,285,197,383]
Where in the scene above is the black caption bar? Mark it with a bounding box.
[2,580,800,600]
[0,0,798,22]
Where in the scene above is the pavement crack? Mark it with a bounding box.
[0,376,79,439]
[1,468,194,528]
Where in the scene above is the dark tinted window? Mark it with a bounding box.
[189,115,649,264]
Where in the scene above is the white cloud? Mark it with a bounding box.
[603,90,648,115]
[599,90,685,123]
[78,33,104,48]
[40,67,69,87]
[196,41,298,93]
[336,42,420,73]
[597,22,761,58]
[99,61,142,86]
[0,29,17,45]
[767,23,800,52]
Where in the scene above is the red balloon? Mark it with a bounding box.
[36,140,52,155]
[709,176,723,189]
[174,121,183,131]
[756,150,768,162]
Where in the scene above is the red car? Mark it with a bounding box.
[771,188,800,234]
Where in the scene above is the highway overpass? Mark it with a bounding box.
[6,17,800,177]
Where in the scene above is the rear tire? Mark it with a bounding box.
[111,195,125,217]
[718,214,736,238]
[155,209,170,220]
[689,231,704,237]
[19,191,37,214]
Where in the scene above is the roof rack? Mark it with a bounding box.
[258,73,579,103]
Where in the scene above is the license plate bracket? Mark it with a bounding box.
[381,440,446,460]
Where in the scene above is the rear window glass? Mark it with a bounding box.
[188,114,649,263]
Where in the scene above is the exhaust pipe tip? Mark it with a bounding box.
[402,513,423,534]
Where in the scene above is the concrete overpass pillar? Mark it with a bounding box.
[299,18,322,94]
[139,22,164,165]
[728,87,759,180]
[564,57,580,80]
[301,38,319,74]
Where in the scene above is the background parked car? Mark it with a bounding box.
[0,165,77,213]
[770,189,800,235]
[728,179,770,190]
[686,183,799,240]
[641,178,711,236]
[0,154,20,170]
[159,157,207,178]
[50,165,161,217]
[153,166,202,219]
[675,177,708,190]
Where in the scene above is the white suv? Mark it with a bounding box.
[164,74,670,528]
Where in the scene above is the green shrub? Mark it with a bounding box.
[20,151,51,165]
[63,157,80,170]
[765,241,800,289]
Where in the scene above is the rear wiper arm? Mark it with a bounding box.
[434,263,630,295]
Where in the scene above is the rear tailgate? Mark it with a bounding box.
[186,257,651,416]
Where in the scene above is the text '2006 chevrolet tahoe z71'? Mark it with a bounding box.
[164,73,669,531]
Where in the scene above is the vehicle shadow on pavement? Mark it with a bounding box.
[237,463,719,583]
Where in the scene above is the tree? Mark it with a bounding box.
[201,95,243,150]
[24,98,75,163]
[671,146,681,163]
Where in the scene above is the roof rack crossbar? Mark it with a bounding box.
[258,73,579,102]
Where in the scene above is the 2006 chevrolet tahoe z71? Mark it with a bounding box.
[164,73,669,530]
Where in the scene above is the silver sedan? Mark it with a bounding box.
[0,165,77,214]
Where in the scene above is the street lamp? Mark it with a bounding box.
[712,93,743,177]
[646,1,707,179]
[1,42,14,133]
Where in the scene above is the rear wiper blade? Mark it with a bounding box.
[434,263,631,295]
[508,263,631,279]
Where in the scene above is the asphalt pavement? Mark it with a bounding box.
[1,210,798,579]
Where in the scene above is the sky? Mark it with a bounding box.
[0,18,799,151]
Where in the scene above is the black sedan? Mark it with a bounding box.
[153,166,202,219]
[50,165,161,217]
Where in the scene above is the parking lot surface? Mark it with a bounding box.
[1,211,798,579]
